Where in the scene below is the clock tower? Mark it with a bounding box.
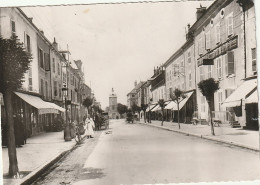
[109,88,119,119]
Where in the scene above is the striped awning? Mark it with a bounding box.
[15,92,65,114]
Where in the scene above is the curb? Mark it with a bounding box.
[16,135,87,185]
[140,122,260,152]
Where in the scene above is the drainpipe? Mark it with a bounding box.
[243,7,247,79]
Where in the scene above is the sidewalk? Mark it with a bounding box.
[1,126,88,185]
[139,119,259,152]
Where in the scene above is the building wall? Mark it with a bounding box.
[0,8,39,93]
[151,85,166,103]
[245,6,256,78]
[194,0,246,123]
[50,48,63,104]
[37,34,51,101]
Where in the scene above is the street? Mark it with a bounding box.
[33,120,260,184]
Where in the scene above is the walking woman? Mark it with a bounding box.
[85,114,95,138]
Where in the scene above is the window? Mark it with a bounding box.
[216,23,220,44]
[45,81,48,98]
[26,35,31,52]
[187,51,191,63]
[52,58,55,73]
[58,63,60,75]
[54,81,58,97]
[216,57,222,78]
[205,31,211,50]
[59,83,61,98]
[208,65,213,78]
[189,73,192,88]
[71,74,73,85]
[226,51,235,75]
[44,53,50,71]
[11,20,15,34]
[252,48,257,72]
[218,91,223,111]
[40,79,44,96]
[226,13,233,36]
[201,96,205,112]
[198,38,203,55]
[38,48,44,69]
[28,67,32,91]
[199,66,204,81]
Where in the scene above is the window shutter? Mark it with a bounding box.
[227,51,234,75]
[45,53,50,71]
[225,54,228,75]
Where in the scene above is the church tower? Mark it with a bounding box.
[109,88,119,119]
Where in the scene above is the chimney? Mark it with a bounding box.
[28,17,33,23]
[39,30,44,35]
[154,67,156,74]
[134,81,137,87]
[74,60,82,70]
[196,5,207,20]
[53,37,58,50]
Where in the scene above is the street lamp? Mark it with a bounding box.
[62,84,71,141]
[149,98,153,123]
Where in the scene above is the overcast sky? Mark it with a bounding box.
[21,1,214,109]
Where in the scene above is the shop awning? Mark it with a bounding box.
[222,78,257,107]
[151,104,160,112]
[14,92,64,114]
[46,102,65,112]
[245,89,258,104]
[165,101,177,110]
[164,91,193,110]
[178,91,194,110]
[145,104,156,112]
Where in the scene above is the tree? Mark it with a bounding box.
[158,99,166,126]
[117,103,127,118]
[198,78,219,136]
[170,88,187,129]
[83,96,93,116]
[0,35,32,176]
[141,104,148,123]
[132,103,141,120]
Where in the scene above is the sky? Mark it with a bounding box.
[20,1,214,109]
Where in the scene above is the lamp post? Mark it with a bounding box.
[62,85,71,141]
[149,98,153,123]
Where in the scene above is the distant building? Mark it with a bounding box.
[109,88,120,119]
[126,81,144,108]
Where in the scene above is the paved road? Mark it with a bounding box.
[34,119,260,184]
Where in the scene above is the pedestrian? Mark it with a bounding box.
[85,114,95,138]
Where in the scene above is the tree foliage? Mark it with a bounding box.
[158,99,166,126]
[198,78,219,136]
[0,35,32,93]
[170,88,186,129]
[82,96,93,108]
[170,88,186,104]
[0,35,32,176]
[198,78,219,101]
[117,103,128,115]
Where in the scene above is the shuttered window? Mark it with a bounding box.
[44,53,50,71]
[216,23,220,44]
[38,48,44,69]
[226,51,235,75]
[252,48,256,72]
[216,57,222,78]
[227,13,233,36]
[206,31,211,50]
